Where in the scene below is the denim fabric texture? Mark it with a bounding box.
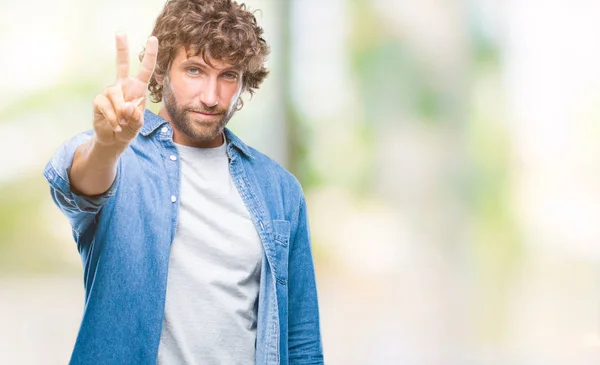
[43,110,324,365]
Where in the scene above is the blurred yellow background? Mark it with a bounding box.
[2,0,600,364]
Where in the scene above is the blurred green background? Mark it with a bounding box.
[2,0,600,364]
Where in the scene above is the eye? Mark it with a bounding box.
[187,67,201,75]
[222,72,239,80]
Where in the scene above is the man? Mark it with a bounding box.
[43,1,323,364]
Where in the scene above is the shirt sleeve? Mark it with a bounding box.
[287,195,325,364]
[43,131,120,240]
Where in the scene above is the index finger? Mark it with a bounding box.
[136,36,158,84]
[115,32,130,80]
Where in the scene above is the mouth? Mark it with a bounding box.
[188,110,223,120]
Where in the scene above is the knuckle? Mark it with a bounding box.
[101,105,115,119]
[93,94,103,105]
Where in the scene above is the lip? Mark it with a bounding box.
[188,110,222,120]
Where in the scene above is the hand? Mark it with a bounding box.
[92,33,158,147]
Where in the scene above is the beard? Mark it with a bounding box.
[162,80,239,143]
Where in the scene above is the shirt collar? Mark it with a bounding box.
[224,128,254,160]
[140,109,169,136]
[140,109,254,160]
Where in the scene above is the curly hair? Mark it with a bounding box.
[140,0,270,104]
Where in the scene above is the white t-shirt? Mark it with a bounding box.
[157,136,263,365]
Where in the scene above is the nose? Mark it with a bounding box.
[200,76,219,107]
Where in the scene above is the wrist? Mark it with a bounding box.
[89,136,126,168]
[93,133,127,151]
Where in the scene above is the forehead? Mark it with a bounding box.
[172,46,237,71]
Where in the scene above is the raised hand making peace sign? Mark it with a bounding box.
[93,33,158,147]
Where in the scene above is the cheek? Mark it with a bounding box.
[220,83,242,105]
[173,78,203,102]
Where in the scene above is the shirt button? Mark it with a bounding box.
[171,195,177,203]
[161,126,169,133]
[169,155,177,161]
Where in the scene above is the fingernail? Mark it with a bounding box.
[114,125,122,132]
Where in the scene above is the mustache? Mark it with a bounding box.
[186,105,226,115]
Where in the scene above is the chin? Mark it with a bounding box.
[191,124,223,141]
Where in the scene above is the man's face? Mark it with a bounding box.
[160,47,243,147]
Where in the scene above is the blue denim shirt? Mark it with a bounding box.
[43,110,324,365]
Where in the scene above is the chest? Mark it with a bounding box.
[173,155,263,279]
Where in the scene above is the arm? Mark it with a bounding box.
[69,137,123,196]
[43,33,158,239]
[287,196,324,364]
[70,33,157,196]
[44,132,121,240]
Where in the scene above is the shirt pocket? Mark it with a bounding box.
[271,219,290,285]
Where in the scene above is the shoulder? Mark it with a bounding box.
[246,146,305,201]
[225,128,305,202]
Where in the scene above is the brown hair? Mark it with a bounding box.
[141,0,270,104]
